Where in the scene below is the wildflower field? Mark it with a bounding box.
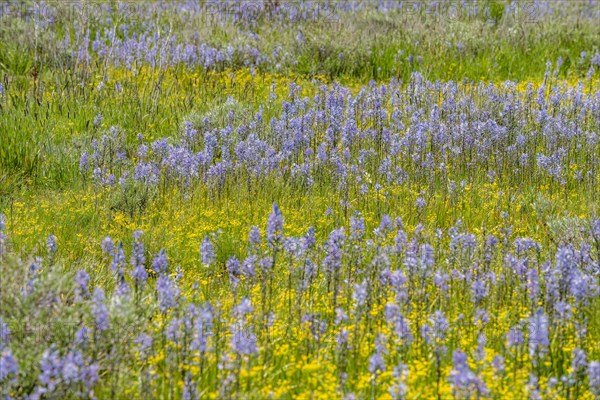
[1,1,600,399]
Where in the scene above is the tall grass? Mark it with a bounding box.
[1,1,600,399]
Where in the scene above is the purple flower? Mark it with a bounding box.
[47,234,57,255]
[591,51,600,66]
[94,113,102,128]
[231,325,258,355]
[80,361,100,390]
[352,280,368,307]
[394,229,407,255]
[324,228,345,273]
[422,311,448,345]
[200,235,215,266]
[389,362,409,399]
[101,236,114,254]
[38,346,63,390]
[130,230,145,268]
[131,263,148,288]
[37,347,99,393]
[74,270,90,299]
[226,256,241,289]
[302,227,316,250]
[0,317,10,349]
[111,242,126,275]
[476,333,487,361]
[166,318,181,343]
[376,214,393,236]
[368,335,387,374]
[420,243,434,268]
[492,355,505,374]
[471,279,487,303]
[92,288,109,332]
[337,328,349,347]
[589,361,600,396]
[415,196,426,209]
[474,308,489,326]
[528,308,549,357]
[74,326,89,347]
[22,258,41,298]
[61,351,84,384]
[350,214,365,240]
[115,277,130,300]
[571,348,587,373]
[387,306,413,344]
[156,274,179,312]
[183,121,198,143]
[527,267,539,298]
[249,226,261,248]
[241,256,256,278]
[507,325,524,349]
[79,152,89,173]
[182,372,198,400]
[0,348,18,383]
[152,249,168,274]
[449,350,488,396]
[554,301,572,321]
[191,303,214,354]
[233,298,254,318]
[266,202,284,247]
[434,272,449,291]
[135,333,153,359]
[303,313,328,341]
[369,352,386,374]
[591,219,600,238]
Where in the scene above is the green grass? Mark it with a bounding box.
[1,3,600,398]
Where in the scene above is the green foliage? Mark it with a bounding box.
[1,2,600,397]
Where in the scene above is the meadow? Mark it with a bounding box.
[1,1,600,399]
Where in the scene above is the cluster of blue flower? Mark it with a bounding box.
[1,207,600,398]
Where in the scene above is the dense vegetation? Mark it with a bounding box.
[1,1,600,399]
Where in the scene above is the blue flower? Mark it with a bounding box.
[156,274,179,312]
[92,288,109,332]
[47,234,57,255]
[0,348,18,383]
[79,152,89,173]
[249,226,261,248]
[589,361,600,396]
[74,270,90,299]
[266,202,284,248]
[200,235,215,266]
[152,249,169,274]
[449,350,488,396]
[231,324,258,355]
[528,308,549,357]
